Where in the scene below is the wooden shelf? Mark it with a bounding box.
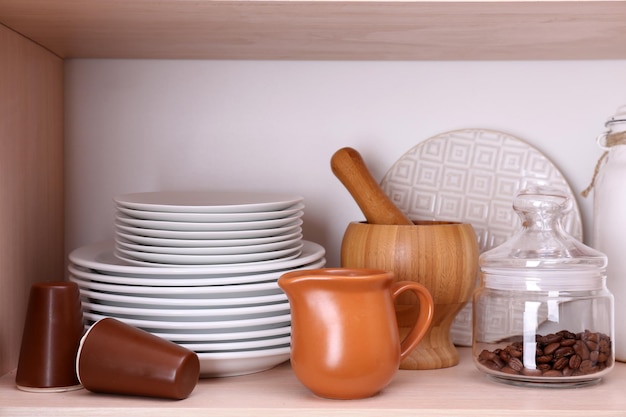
[1,348,626,416]
[0,1,625,60]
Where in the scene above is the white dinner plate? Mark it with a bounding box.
[78,288,288,308]
[68,256,326,287]
[114,218,303,240]
[115,211,303,232]
[114,191,303,213]
[69,275,284,298]
[116,202,304,223]
[196,346,291,378]
[379,128,584,346]
[115,228,303,248]
[150,326,291,342]
[81,300,290,321]
[82,311,291,331]
[179,336,291,353]
[69,240,324,277]
[114,241,303,265]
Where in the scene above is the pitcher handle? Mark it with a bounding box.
[391,281,434,361]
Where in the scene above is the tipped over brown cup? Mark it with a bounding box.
[76,318,200,400]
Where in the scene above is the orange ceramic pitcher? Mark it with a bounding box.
[278,268,434,399]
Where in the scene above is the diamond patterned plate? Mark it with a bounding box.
[380,128,583,346]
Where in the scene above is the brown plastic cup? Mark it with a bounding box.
[15,281,85,392]
[76,318,200,400]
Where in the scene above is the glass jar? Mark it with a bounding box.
[472,186,614,387]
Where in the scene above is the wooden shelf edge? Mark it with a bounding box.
[0,1,625,60]
[2,348,626,416]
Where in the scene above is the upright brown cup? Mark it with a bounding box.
[16,281,85,392]
[76,318,200,400]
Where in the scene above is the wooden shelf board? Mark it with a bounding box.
[0,1,625,60]
[1,348,626,416]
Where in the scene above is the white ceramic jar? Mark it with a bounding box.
[588,105,626,362]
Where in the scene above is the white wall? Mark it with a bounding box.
[64,59,626,267]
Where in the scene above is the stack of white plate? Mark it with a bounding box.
[68,191,326,378]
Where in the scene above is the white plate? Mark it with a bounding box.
[114,191,303,213]
[151,326,291,342]
[81,300,290,322]
[82,311,291,331]
[115,211,303,232]
[115,228,303,248]
[114,241,303,265]
[117,202,305,223]
[78,288,288,308]
[68,256,326,287]
[114,234,302,255]
[179,336,291,352]
[69,275,284,298]
[196,346,291,378]
[380,128,584,346]
[114,218,303,240]
[69,240,324,276]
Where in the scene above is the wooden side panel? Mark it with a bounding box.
[0,24,64,375]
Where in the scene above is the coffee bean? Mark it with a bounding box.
[543,342,561,355]
[543,369,563,377]
[508,357,524,372]
[573,340,590,360]
[477,330,612,379]
[540,334,563,344]
[569,354,582,370]
[553,357,569,370]
[554,346,575,359]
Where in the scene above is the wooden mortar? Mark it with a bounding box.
[340,221,479,370]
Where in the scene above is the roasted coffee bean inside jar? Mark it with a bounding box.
[477,330,612,378]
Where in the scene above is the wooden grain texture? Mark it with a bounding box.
[0,0,625,60]
[331,147,413,225]
[0,24,64,376]
[341,221,479,369]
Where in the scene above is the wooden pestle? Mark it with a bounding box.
[331,147,413,225]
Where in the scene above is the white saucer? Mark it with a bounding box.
[114,241,303,265]
[114,218,303,240]
[114,191,303,213]
[115,228,303,248]
[115,211,303,232]
[116,202,304,223]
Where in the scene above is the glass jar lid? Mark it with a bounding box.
[480,186,607,291]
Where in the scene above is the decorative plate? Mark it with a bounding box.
[380,128,583,346]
